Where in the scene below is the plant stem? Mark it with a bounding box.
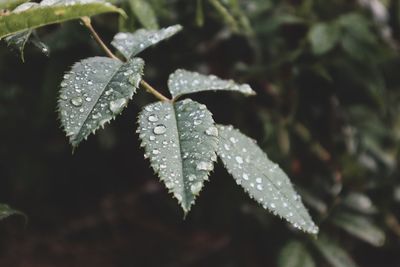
[80,16,170,102]
[140,80,170,102]
[81,16,120,61]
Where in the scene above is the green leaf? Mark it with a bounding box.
[137,99,219,213]
[129,0,158,29]
[0,0,28,10]
[331,212,385,247]
[58,56,144,147]
[111,24,182,60]
[0,0,124,39]
[308,22,340,55]
[216,125,318,234]
[168,69,256,99]
[313,234,358,267]
[0,203,23,220]
[342,192,378,214]
[278,241,316,267]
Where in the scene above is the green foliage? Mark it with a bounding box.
[168,69,255,99]
[0,0,124,39]
[313,235,358,267]
[58,57,144,147]
[137,99,218,213]
[111,25,182,60]
[0,204,23,220]
[278,241,315,267]
[129,0,158,29]
[217,125,318,234]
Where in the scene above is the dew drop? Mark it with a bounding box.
[70,97,83,107]
[148,114,159,122]
[235,156,243,164]
[109,98,127,114]
[196,161,213,171]
[242,173,249,180]
[190,182,202,195]
[205,126,218,137]
[153,125,167,135]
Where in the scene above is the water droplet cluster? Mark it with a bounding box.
[112,25,182,60]
[217,125,318,234]
[137,99,218,212]
[58,56,144,146]
[168,69,256,98]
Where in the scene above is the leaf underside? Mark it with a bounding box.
[216,125,318,234]
[58,56,144,147]
[168,69,256,99]
[111,24,182,60]
[0,0,123,39]
[137,99,219,213]
[278,241,315,267]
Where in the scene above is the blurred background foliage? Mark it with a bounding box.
[1,0,400,266]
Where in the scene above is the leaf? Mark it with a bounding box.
[0,0,124,39]
[0,0,28,10]
[0,203,23,220]
[168,69,256,99]
[313,234,359,267]
[137,99,219,213]
[58,56,144,147]
[342,192,378,214]
[111,24,182,60]
[308,22,340,55]
[129,0,158,29]
[216,125,318,234]
[331,212,385,247]
[278,241,316,267]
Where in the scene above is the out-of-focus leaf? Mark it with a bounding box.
[137,99,219,214]
[0,203,23,220]
[0,0,124,39]
[168,69,255,99]
[111,25,182,60]
[0,0,28,10]
[332,211,385,247]
[58,57,144,147]
[313,234,359,267]
[217,125,319,234]
[129,0,158,29]
[278,240,316,267]
[308,22,340,55]
[342,192,378,214]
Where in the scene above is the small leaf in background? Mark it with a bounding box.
[0,203,23,220]
[112,24,182,60]
[342,192,378,215]
[0,0,124,39]
[196,0,204,27]
[168,69,255,99]
[308,22,340,55]
[278,240,316,267]
[129,0,159,30]
[332,212,385,247]
[0,0,28,10]
[313,234,359,267]
[137,99,218,213]
[58,57,144,147]
[216,125,318,234]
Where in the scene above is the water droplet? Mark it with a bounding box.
[242,173,249,180]
[256,178,262,183]
[148,114,159,122]
[70,97,83,107]
[149,135,155,141]
[205,126,218,137]
[194,120,202,126]
[109,98,127,114]
[235,156,243,164]
[152,149,160,155]
[188,174,196,181]
[190,182,202,195]
[85,97,92,102]
[196,161,213,171]
[153,125,167,135]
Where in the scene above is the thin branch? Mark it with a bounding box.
[140,80,170,102]
[81,16,120,61]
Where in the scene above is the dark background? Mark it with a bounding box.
[1,0,400,266]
